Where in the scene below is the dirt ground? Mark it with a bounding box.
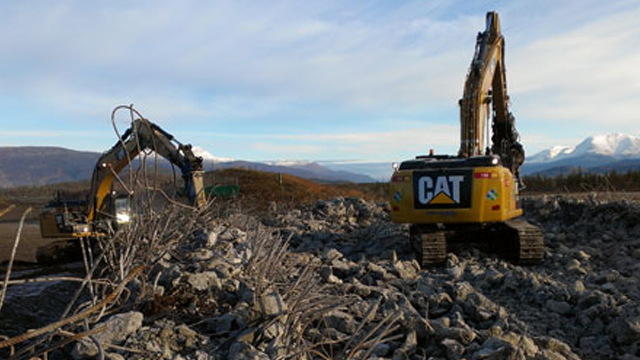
[0,222,53,263]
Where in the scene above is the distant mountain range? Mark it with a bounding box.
[522,133,640,175]
[302,133,640,179]
[208,161,374,183]
[3,134,638,188]
[0,146,375,188]
[313,134,640,180]
[193,148,375,183]
[317,161,394,182]
[0,147,97,188]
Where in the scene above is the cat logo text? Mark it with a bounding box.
[413,170,472,209]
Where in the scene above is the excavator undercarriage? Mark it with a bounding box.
[410,219,544,265]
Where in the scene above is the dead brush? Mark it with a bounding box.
[0,105,215,359]
[0,190,213,359]
[0,180,400,359]
[0,105,400,359]
[237,224,401,360]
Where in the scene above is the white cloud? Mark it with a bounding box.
[227,124,460,160]
[509,4,640,127]
[191,146,234,163]
[0,0,478,119]
[1,0,639,160]
[251,143,325,156]
[519,132,585,156]
[0,130,101,138]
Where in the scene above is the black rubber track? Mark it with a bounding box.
[503,218,545,264]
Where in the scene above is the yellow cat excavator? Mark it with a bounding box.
[389,12,544,265]
[40,109,207,239]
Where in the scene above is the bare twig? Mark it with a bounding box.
[79,237,97,306]
[4,277,112,286]
[88,335,105,360]
[343,298,381,351]
[1,105,218,357]
[0,336,13,357]
[10,324,108,360]
[0,264,144,350]
[0,207,32,314]
[0,204,16,220]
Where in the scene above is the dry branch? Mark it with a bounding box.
[0,264,144,351]
[0,204,16,220]
[0,207,32,314]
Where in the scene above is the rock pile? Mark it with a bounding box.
[14,196,640,359]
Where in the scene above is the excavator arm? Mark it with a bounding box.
[458,12,525,182]
[88,117,206,222]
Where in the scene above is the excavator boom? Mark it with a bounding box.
[459,12,524,182]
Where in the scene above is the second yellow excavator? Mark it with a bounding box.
[40,106,207,240]
[389,12,544,265]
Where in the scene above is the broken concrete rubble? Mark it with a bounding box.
[15,196,640,360]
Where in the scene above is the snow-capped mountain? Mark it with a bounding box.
[523,133,640,175]
[264,160,313,167]
[192,146,234,163]
[528,134,640,163]
[573,133,640,157]
[265,160,394,181]
[527,145,575,163]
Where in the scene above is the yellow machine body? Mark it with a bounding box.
[40,211,70,238]
[390,163,522,224]
[39,200,91,238]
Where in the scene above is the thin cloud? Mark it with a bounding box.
[204,125,460,161]
[0,130,103,138]
[509,4,640,127]
[251,143,324,156]
[0,0,475,116]
[0,0,638,159]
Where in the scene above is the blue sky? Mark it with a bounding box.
[1,0,639,162]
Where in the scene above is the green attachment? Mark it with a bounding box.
[205,185,240,198]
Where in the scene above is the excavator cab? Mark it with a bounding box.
[113,196,132,225]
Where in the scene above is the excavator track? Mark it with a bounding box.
[502,218,544,264]
[410,225,447,266]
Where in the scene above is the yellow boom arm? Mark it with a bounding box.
[458,12,524,181]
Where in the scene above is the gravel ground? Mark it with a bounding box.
[2,195,640,360]
[0,222,51,263]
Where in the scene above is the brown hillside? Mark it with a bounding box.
[204,168,367,212]
[0,168,385,221]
